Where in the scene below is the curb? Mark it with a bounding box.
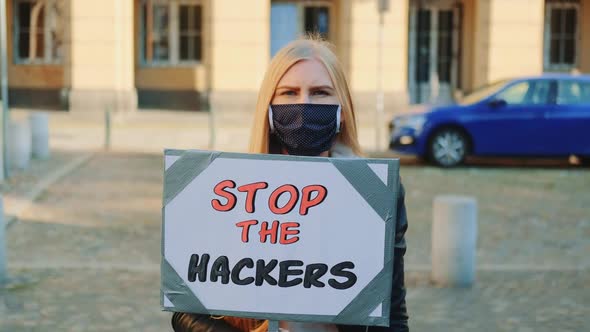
[4,152,96,228]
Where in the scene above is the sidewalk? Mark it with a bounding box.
[1,110,589,331]
[9,108,397,154]
[1,152,169,331]
[1,151,93,228]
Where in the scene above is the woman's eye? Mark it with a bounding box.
[281,90,297,96]
[312,90,330,96]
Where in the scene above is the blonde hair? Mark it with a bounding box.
[248,37,362,156]
[222,316,267,332]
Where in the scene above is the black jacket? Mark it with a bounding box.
[171,182,409,332]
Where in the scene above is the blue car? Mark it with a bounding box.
[389,74,590,167]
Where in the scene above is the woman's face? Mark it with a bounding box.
[271,59,339,105]
[270,59,341,157]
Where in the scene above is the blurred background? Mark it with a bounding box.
[0,0,589,331]
[3,0,590,113]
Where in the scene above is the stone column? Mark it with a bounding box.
[208,0,269,116]
[343,0,409,115]
[580,0,590,73]
[471,0,545,89]
[65,0,136,113]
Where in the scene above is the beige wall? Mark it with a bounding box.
[580,0,590,73]
[471,0,544,89]
[6,0,64,89]
[461,0,475,92]
[342,0,408,96]
[66,0,134,90]
[210,1,269,91]
[135,67,208,90]
[65,0,136,112]
[208,0,269,113]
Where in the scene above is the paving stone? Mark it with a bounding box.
[1,111,588,331]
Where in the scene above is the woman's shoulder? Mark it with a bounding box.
[330,142,359,158]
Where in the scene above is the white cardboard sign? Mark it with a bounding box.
[161,150,399,326]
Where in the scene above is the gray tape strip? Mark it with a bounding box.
[380,206,396,319]
[381,173,400,318]
[330,159,396,222]
[334,259,394,323]
[164,150,219,206]
[333,160,398,322]
[161,207,166,256]
[161,258,209,314]
[165,149,184,156]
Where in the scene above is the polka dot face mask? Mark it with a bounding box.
[268,103,341,156]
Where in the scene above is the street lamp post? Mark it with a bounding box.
[376,0,389,151]
[0,0,7,284]
[0,0,9,181]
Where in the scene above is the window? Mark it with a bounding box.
[496,81,553,106]
[437,10,453,83]
[179,4,201,61]
[544,1,579,70]
[415,9,431,84]
[14,0,64,64]
[141,0,202,65]
[458,80,508,106]
[527,81,551,105]
[270,1,331,56]
[496,82,531,105]
[304,6,329,39]
[557,80,590,105]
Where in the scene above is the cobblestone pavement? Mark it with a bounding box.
[2,110,589,331]
[2,151,588,331]
[0,150,85,200]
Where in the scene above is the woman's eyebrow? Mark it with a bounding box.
[310,85,334,90]
[275,86,300,90]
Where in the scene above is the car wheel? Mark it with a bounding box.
[428,128,468,167]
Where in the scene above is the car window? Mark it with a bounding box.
[523,80,552,104]
[495,82,530,105]
[458,80,508,105]
[557,80,590,105]
[583,83,590,103]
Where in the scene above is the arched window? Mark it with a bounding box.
[14,0,64,64]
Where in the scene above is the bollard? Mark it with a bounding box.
[7,120,32,170]
[431,195,478,287]
[29,112,50,159]
[0,196,5,283]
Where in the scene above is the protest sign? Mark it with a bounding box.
[161,149,400,326]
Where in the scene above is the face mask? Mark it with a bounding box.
[268,103,341,156]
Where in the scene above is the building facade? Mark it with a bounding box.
[2,0,590,114]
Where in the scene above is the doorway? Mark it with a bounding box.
[408,1,462,104]
[270,1,331,57]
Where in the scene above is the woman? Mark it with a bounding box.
[172,37,409,332]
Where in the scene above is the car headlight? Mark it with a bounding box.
[394,115,426,133]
